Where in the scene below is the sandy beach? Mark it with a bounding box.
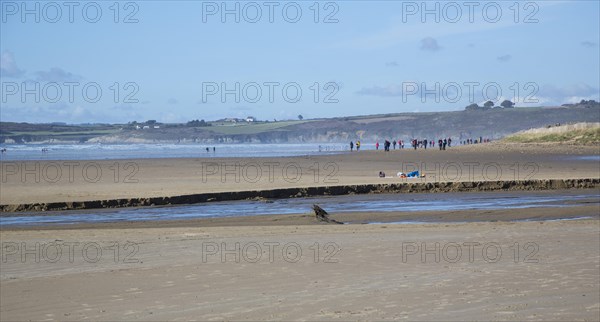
[1,143,599,321]
[1,143,599,206]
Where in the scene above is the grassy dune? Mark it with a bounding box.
[504,122,600,144]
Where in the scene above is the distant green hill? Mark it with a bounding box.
[1,106,599,144]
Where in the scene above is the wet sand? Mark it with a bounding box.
[1,191,598,230]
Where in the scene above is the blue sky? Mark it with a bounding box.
[1,0,599,123]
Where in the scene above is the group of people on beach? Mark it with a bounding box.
[350,138,455,151]
[349,141,361,151]
[350,136,494,152]
[375,140,394,151]
[407,138,452,150]
[0,148,49,154]
[462,138,491,144]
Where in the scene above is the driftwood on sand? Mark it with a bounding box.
[312,204,344,224]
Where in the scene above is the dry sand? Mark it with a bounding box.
[1,143,599,205]
[1,220,599,321]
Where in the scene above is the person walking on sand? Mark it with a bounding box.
[350,141,354,151]
[448,138,452,147]
[438,139,443,150]
[423,139,428,150]
[393,140,396,149]
[443,138,447,150]
[356,141,361,151]
[376,141,379,150]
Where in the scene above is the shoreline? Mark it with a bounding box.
[1,141,598,160]
[2,178,599,213]
[2,202,598,231]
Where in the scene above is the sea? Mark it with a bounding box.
[0,143,358,161]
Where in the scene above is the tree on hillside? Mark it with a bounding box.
[578,99,599,108]
[501,100,515,108]
[186,119,210,127]
[465,103,480,110]
[298,115,303,120]
[483,101,494,109]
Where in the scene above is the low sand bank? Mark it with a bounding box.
[1,178,599,213]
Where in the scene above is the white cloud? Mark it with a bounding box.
[160,112,187,123]
[0,103,141,124]
[420,37,441,51]
[539,83,598,99]
[497,54,512,62]
[0,51,25,78]
[333,13,518,50]
[34,67,82,82]
[563,96,599,104]
[516,84,600,107]
[581,41,597,48]
[356,84,404,97]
